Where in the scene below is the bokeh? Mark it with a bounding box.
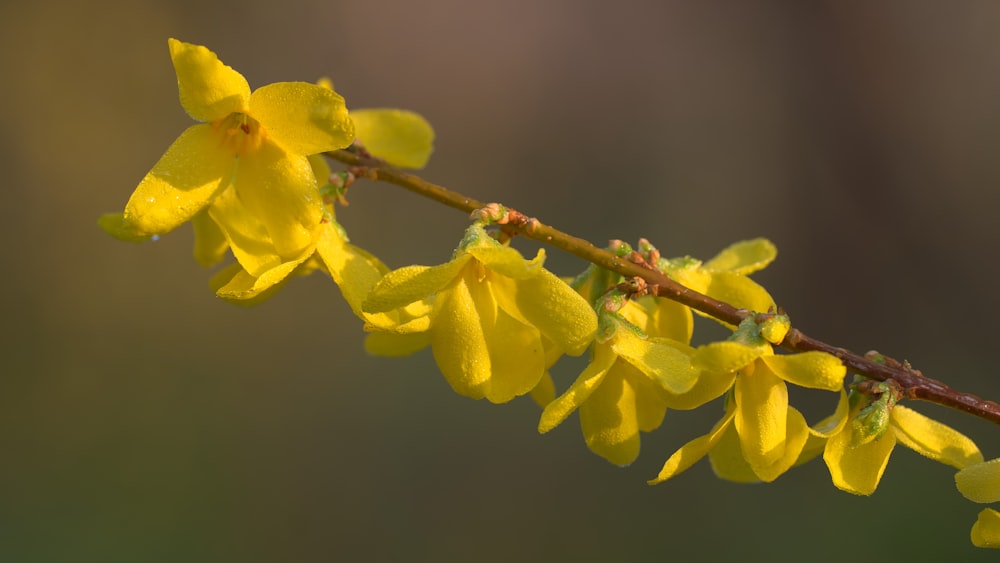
[3,1,1000,561]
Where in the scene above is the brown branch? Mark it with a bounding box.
[328,148,1000,426]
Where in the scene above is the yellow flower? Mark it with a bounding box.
[362,224,597,403]
[686,333,845,481]
[537,317,699,466]
[956,458,1000,548]
[101,39,354,265]
[824,400,982,495]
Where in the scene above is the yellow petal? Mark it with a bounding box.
[704,271,775,314]
[749,407,810,482]
[191,211,228,266]
[611,330,697,394]
[98,213,153,242]
[649,408,736,485]
[351,108,435,169]
[465,242,544,280]
[364,256,471,313]
[538,343,614,433]
[693,341,768,373]
[168,38,249,122]
[124,124,233,236]
[430,276,492,400]
[490,268,597,356]
[734,360,789,470]
[480,304,545,404]
[663,369,735,411]
[956,458,1000,503]
[892,405,983,469]
[703,238,777,275]
[823,425,896,495]
[207,187,284,277]
[971,509,1000,548]
[710,415,762,483]
[234,141,323,259]
[249,82,355,155]
[579,367,644,466]
[315,222,389,318]
[213,257,309,302]
[761,352,846,392]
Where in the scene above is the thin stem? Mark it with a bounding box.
[328,148,1000,426]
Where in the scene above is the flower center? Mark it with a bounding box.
[213,112,264,156]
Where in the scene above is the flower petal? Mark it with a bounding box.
[124,124,233,236]
[481,305,545,404]
[710,415,762,483]
[693,341,765,373]
[579,368,642,466]
[213,257,309,302]
[797,390,850,465]
[430,276,492,400]
[249,82,354,155]
[612,330,698,394]
[704,271,775,314]
[749,407,810,483]
[465,242,544,280]
[315,221,390,318]
[234,141,323,259]
[538,343,615,433]
[192,211,228,266]
[734,360,789,470]
[490,267,597,356]
[98,213,153,242]
[761,352,845,392]
[168,39,249,122]
[703,238,777,275]
[649,408,736,485]
[892,405,983,469]
[363,256,471,313]
[823,424,896,495]
[971,509,1000,548]
[207,187,284,276]
[956,458,1000,503]
[351,108,435,169]
[663,369,735,410]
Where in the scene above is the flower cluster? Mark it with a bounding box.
[101,40,997,550]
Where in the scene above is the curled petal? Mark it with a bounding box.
[538,343,615,433]
[704,271,775,314]
[465,242,544,280]
[649,408,736,485]
[892,405,983,469]
[207,187,285,277]
[315,222,391,319]
[797,390,850,465]
[250,82,355,155]
[124,124,233,236]
[168,38,249,122]
[351,108,435,168]
[364,330,432,357]
[663,369,735,411]
[971,509,1000,548]
[612,330,697,394]
[823,425,896,495]
[98,213,152,242]
[213,257,310,302]
[363,256,471,313]
[762,352,846,392]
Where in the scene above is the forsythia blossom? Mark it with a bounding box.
[362,224,598,403]
[823,382,982,495]
[101,39,354,264]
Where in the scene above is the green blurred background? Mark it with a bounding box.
[3,0,1000,561]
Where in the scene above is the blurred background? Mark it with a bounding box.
[3,0,1000,561]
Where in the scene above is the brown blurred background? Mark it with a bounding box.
[3,0,1000,561]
